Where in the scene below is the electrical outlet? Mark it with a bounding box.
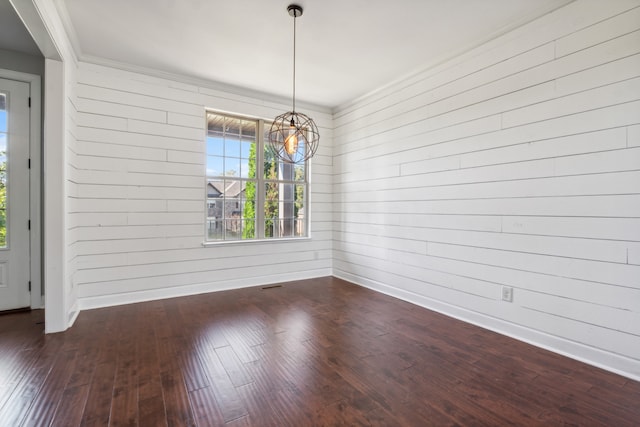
[501,286,513,302]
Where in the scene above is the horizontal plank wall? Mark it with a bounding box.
[72,63,333,309]
[332,1,640,380]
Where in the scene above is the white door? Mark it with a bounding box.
[0,78,30,311]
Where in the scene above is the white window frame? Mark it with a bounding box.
[203,110,310,245]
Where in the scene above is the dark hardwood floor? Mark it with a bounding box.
[0,277,638,426]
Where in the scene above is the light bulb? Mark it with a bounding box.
[284,120,298,155]
[285,132,298,155]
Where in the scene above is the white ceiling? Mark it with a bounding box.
[57,0,571,109]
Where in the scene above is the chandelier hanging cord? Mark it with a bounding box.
[290,5,299,114]
[267,4,320,164]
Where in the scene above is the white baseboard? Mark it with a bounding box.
[333,270,640,382]
[78,268,332,311]
[67,301,80,328]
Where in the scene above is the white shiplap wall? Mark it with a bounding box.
[332,1,640,379]
[71,63,333,308]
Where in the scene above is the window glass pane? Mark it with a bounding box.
[208,179,255,241]
[240,120,256,138]
[263,127,276,180]
[239,158,249,179]
[206,135,224,157]
[241,195,256,239]
[263,183,297,238]
[264,181,278,238]
[294,184,306,236]
[0,169,5,247]
[206,182,223,240]
[280,183,295,238]
[263,147,278,180]
[224,222,239,240]
[207,113,224,133]
[241,182,256,239]
[224,199,241,240]
[279,162,296,182]
[0,94,7,248]
[224,157,241,177]
[0,138,5,163]
[295,139,307,160]
[240,141,253,159]
[239,140,255,179]
[225,136,241,158]
[224,116,241,136]
[281,183,294,202]
[206,155,224,177]
[206,216,223,240]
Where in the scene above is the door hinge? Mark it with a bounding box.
[28,220,31,230]
[28,281,31,292]
[28,158,31,169]
[28,97,31,108]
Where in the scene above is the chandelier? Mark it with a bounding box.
[267,4,320,164]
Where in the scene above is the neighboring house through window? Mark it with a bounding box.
[205,111,309,241]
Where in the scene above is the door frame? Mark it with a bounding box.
[0,69,42,309]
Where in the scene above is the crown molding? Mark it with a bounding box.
[49,0,81,62]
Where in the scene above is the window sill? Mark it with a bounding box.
[202,236,312,247]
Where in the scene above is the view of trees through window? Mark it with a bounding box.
[0,151,6,247]
[206,112,308,241]
[242,145,305,239]
[0,94,7,247]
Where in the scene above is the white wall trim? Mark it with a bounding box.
[43,58,66,333]
[9,0,61,61]
[17,0,80,333]
[78,268,332,311]
[333,270,640,382]
[67,300,79,327]
[0,69,43,309]
[50,0,82,61]
[28,75,42,309]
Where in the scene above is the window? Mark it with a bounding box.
[0,94,6,247]
[205,111,309,242]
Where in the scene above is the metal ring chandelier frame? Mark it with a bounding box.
[267,4,320,164]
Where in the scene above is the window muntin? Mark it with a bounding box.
[206,111,309,242]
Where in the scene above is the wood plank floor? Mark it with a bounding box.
[0,277,638,426]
